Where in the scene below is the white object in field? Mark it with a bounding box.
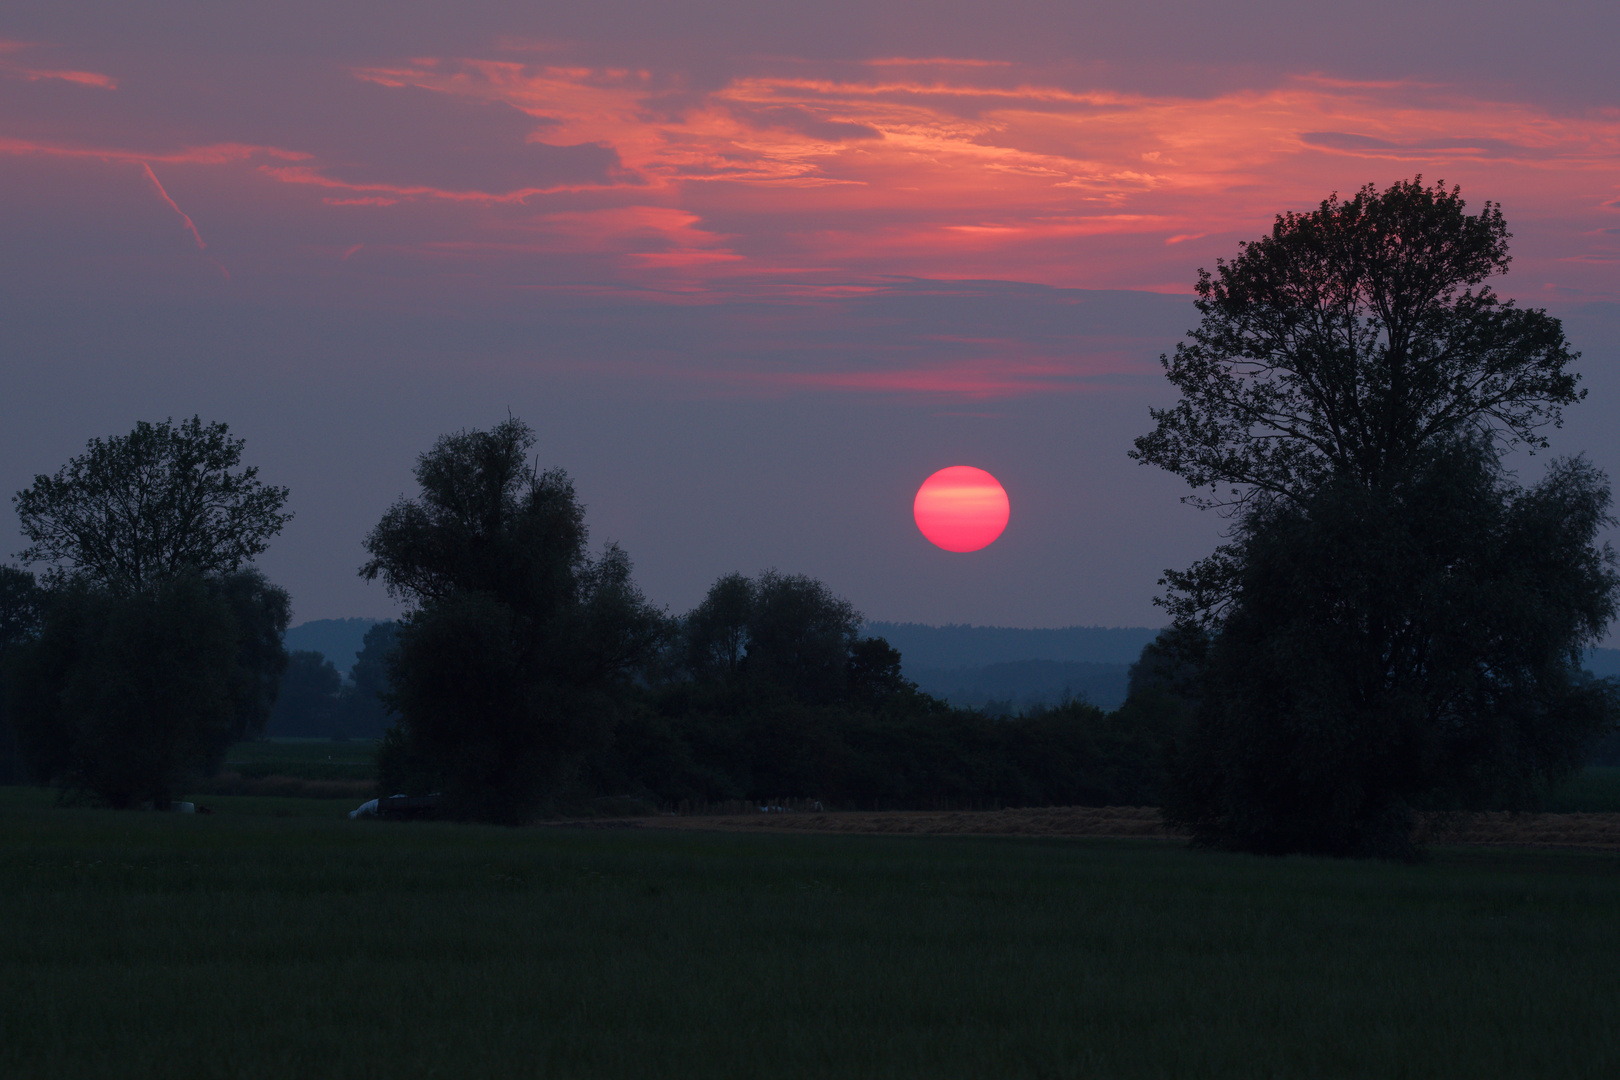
[171,802,195,813]
[349,798,379,819]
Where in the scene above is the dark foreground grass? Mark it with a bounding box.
[3,789,1619,1079]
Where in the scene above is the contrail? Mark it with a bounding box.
[140,162,208,250]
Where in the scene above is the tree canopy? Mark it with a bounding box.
[13,417,292,593]
[1131,178,1582,518]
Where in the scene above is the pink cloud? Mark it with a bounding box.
[0,40,116,89]
[3,38,1619,333]
[140,162,207,249]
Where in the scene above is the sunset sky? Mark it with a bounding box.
[3,1,1619,633]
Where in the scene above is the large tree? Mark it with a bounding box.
[1133,179,1618,854]
[14,416,292,592]
[363,418,666,823]
[7,419,292,805]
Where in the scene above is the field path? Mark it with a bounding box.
[617,806,1620,848]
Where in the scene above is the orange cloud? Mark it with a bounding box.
[328,59,1620,293]
[4,48,1618,300]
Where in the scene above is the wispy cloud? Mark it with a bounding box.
[3,43,1619,338]
[0,39,117,89]
[140,162,207,249]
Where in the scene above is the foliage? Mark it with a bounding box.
[1163,439,1620,857]
[0,565,43,653]
[1133,179,1618,855]
[364,419,666,822]
[264,623,399,739]
[13,417,292,592]
[0,566,44,783]
[571,570,1175,810]
[1131,177,1581,522]
[4,570,289,807]
[344,620,397,735]
[682,569,863,701]
[266,651,343,736]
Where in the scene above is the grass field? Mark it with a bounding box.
[222,738,379,782]
[1548,766,1620,812]
[3,788,1619,1079]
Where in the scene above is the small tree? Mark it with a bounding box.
[1133,179,1618,854]
[14,417,291,593]
[364,419,666,823]
[680,570,872,704]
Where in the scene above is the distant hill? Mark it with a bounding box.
[864,622,1163,669]
[871,626,1620,714]
[278,617,1620,709]
[283,618,383,676]
[863,623,1158,713]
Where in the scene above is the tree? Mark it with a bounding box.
[6,570,289,807]
[340,621,398,737]
[1133,178,1579,509]
[0,566,44,783]
[7,419,292,805]
[1133,179,1618,854]
[267,651,343,737]
[1165,441,1618,856]
[684,572,756,680]
[679,569,869,703]
[14,417,292,592]
[364,419,666,823]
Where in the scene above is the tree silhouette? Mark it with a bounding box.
[14,417,291,593]
[364,418,665,823]
[1136,180,1618,855]
[7,419,291,806]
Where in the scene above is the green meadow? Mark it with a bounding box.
[221,738,379,783]
[3,788,1619,1079]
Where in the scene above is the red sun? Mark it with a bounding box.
[914,466,1010,552]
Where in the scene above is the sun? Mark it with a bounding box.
[913,466,1009,553]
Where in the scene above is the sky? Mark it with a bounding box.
[3,1,1619,633]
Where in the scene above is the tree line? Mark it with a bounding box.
[1,177,1616,854]
[270,623,397,739]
